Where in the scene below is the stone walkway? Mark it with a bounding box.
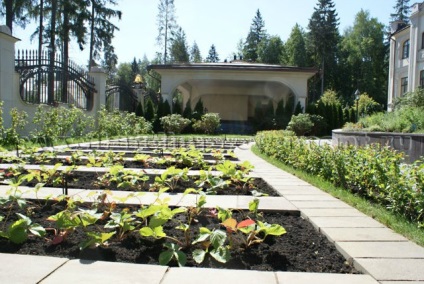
[0,143,423,283]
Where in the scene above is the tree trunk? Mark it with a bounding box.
[89,0,95,69]
[5,0,13,32]
[48,0,57,105]
[62,1,70,103]
[38,0,44,103]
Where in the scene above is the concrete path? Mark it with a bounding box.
[0,142,422,283]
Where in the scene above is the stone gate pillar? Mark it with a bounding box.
[89,66,107,114]
[0,26,20,129]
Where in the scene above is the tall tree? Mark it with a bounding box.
[190,41,202,63]
[285,24,307,67]
[0,0,35,33]
[169,26,189,63]
[131,57,140,80]
[205,44,219,63]
[243,9,266,62]
[307,0,340,98]
[88,0,121,68]
[257,35,285,64]
[390,0,411,23]
[156,0,177,64]
[340,10,387,105]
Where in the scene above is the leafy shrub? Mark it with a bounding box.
[160,114,191,134]
[193,113,221,134]
[395,88,424,109]
[255,131,424,227]
[287,113,314,136]
[95,106,152,139]
[32,105,95,142]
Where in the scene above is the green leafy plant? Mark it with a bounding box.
[152,166,189,192]
[0,213,45,244]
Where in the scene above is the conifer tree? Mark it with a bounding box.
[285,24,307,67]
[307,0,340,97]
[390,0,411,23]
[183,100,192,119]
[169,27,190,63]
[243,9,266,62]
[205,44,220,63]
[190,41,202,63]
[156,0,177,64]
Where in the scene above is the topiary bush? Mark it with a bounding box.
[192,113,221,134]
[160,114,191,134]
[287,113,314,136]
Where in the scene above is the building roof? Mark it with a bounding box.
[147,62,318,74]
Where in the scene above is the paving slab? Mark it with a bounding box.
[273,186,328,195]
[161,267,277,284]
[301,208,366,217]
[284,194,340,201]
[354,258,424,281]
[336,241,424,260]
[0,253,68,284]
[320,227,409,242]
[275,271,379,284]
[265,180,311,186]
[308,216,385,229]
[380,282,424,284]
[236,196,299,212]
[41,259,168,284]
[290,200,353,209]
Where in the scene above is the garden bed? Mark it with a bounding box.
[0,199,357,273]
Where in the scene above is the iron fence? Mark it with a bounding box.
[15,50,96,110]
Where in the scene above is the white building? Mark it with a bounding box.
[388,2,424,110]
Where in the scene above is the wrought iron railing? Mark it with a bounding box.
[15,50,96,110]
[106,83,138,112]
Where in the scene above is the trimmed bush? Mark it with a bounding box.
[255,131,424,227]
[193,113,221,134]
[287,113,314,136]
[160,114,191,134]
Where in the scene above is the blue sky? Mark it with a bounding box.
[10,0,395,66]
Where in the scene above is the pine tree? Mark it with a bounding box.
[205,44,220,63]
[192,99,204,120]
[182,100,192,119]
[307,0,340,97]
[391,0,411,23]
[169,27,190,63]
[144,98,156,122]
[285,24,307,67]
[243,9,267,62]
[135,102,144,117]
[88,0,122,68]
[190,41,202,63]
[156,0,177,64]
[0,0,36,33]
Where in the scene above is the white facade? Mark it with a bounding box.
[388,2,424,110]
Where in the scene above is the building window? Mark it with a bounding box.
[421,71,424,88]
[401,77,408,94]
[422,33,424,49]
[402,39,410,59]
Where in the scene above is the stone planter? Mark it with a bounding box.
[332,129,424,164]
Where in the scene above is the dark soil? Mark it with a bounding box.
[18,171,279,196]
[0,200,358,273]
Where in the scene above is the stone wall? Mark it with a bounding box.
[332,129,424,163]
[0,26,106,136]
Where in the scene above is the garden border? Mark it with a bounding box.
[332,129,424,163]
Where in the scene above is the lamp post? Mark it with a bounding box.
[354,89,360,123]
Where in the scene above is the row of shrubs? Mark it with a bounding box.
[344,89,424,133]
[255,130,424,227]
[0,102,221,148]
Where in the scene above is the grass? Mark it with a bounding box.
[251,145,424,247]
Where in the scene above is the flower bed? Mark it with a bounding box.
[0,137,358,273]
